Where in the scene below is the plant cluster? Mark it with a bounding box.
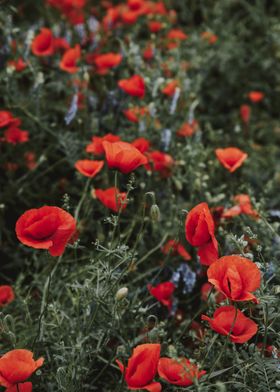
[0,0,279,391]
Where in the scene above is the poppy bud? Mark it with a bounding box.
[115,287,128,301]
[150,204,161,222]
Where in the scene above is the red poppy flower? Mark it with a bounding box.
[185,202,218,265]
[176,121,198,137]
[86,134,120,156]
[6,382,32,392]
[0,285,15,307]
[94,53,122,73]
[60,45,81,73]
[158,357,206,386]
[234,194,258,217]
[93,187,127,212]
[202,306,258,343]
[167,29,188,40]
[127,0,144,10]
[131,137,150,153]
[75,160,104,178]
[143,44,154,61]
[162,239,191,261]
[102,141,148,174]
[116,344,161,391]
[162,80,179,96]
[147,1,167,15]
[240,104,251,124]
[120,8,140,24]
[248,91,264,103]
[118,75,145,98]
[8,58,27,72]
[102,7,120,29]
[31,28,54,57]
[123,107,147,123]
[148,21,163,33]
[201,31,218,44]
[0,350,44,388]
[4,127,29,144]
[222,194,258,219]
[15,206,77,257]
[53,37,70,52]
[146,151,174,177]
[215,147,248,173]
[148,281,175,310]
[207,255,261,303]
[24,152,37,170]
[0,111,20,128]
[200,282,225,303]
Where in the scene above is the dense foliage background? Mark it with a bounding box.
[0,0,279,391]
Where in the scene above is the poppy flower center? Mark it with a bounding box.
[222,266,243,299]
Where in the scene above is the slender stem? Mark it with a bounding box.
[262,302,269,356]
[32,255,63,349]
[75,178,91,221]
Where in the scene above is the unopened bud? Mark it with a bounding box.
[150,204,161,222]
[115,287,128,301]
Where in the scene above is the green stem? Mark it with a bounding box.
[32,255,63,349]
[75,178,91,221]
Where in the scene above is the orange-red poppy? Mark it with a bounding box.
[146,151,174,177]
[143,44,154,61]
[24,152,37,170]
[207,255,261,303]
[31,28,54,57]
[131,137,150,153]
[162,239,191,261]
[116,344,161,391]
[240,104,251,124]
[16,206,77,256]
[75,160,104,178]
[118,75,145,98]
[86,134,120,156]
[185,202,218,265]
[8,58,27,72]
[127,0,145,10]
[202,305,258,343]
[53,37,70,52]
[201,31,218,44]
[0,285,15,307]
[0,350,43,388]
[167,29,188,40]
[158,357,206,386]
[102,141,148,173]
[4,127,29,144]
[222,194,258,219]
[148,21,163,33]
[248,91,264,103]
[215,147,248,173]
[148,281,175,310]
[176,121,198,137]
[123,106,148,123]
[93,187,127,212]
[162,80,179,96]
[0,111,20,128]
[94,53,122,74]
[60,45,81,73]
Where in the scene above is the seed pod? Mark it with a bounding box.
[150,204,161,222]
[115,287,128,301]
